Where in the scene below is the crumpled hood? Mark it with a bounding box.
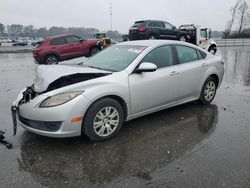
[34,65,111,93]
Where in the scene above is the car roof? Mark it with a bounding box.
[117,40,210,55]
[117,40,192,48]
[46,34,75,40]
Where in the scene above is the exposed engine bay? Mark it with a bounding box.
[18,72,110,105]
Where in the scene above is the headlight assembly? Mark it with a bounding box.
[40,91,83,108]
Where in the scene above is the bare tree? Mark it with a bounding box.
[238,0,249,34]
[227,0,242,35]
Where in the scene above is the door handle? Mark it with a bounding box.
[201,63,208,68]
[170,71,179,76]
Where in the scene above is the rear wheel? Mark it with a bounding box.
[82,98,124,141]
[44,55,58,65]
[199,77,217,105]
[208,45,217,55]
[179,35,186,42]
[148,34,157,40]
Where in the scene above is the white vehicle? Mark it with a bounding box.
[179,24,217,54]
[0,37,12,43]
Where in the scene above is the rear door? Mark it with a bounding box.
[147,21,165,38]
[162,22,179,40]
[63,36,82,57]
[174,45,207,100]
[129,45,179,114]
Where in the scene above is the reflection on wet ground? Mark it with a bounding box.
[221,47,250,86]
[0,47,250,187]
[18,104,217,187]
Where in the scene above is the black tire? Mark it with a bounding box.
[148,34,157,40]
[90,46,101,56]
[208,45,217,55]
[199,77,217,105]
[179,35,186,42]
[44,55,58,65]
[82,98,124,141]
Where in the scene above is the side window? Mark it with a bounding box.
[164,22,173,29]
[50,38,65,45]
[148,22,154,27]
[154,21,163,28]
[197,50,207,59]
[200,29,207,38]
[176,45,199,64]
[141,46,174,69]
[65,36,81,43]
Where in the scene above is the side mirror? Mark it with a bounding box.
[172,26,176,30]
[135,62,157,73]
[79,39,84,43]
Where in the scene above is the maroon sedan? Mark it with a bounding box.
[33,34,103,64]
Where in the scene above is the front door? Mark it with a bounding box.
[128,45,179,114]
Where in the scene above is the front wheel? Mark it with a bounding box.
[44,55,58,65]
[208,46,217,55]
[82,98,124,141]
[199,77,217,105]
[179,35,186,42]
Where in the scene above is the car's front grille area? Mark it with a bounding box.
[18,116,62,132]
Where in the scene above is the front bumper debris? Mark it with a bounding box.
[11,105,18,136]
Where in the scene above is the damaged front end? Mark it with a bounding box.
[11,69,111,136]
[11,86,37,136]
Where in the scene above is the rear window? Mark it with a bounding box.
[175,45,199,64]
[197,50,207,59]
[50,38,65,45]
[132,21,146,27]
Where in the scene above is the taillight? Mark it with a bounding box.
[137,26,145,31]
[221,58,224,65]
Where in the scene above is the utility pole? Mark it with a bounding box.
[110,0,112,31]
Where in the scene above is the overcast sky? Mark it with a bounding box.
[0,0,239,33]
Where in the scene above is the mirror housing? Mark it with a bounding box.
[135,62,157,73]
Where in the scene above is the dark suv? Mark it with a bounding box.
[129,20,187,41]
[33,34,102,64]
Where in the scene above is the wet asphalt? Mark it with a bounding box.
[0,47,250,188]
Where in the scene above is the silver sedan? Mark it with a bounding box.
[11,40,224,141]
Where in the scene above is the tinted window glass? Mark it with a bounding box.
[154,21,163,28]
[148,21,163,28]
[141,46,174,69]
[50,38,65,45]
[176,45,199,64]
[164,22,173,29]
[197,50,207,59]
[65,36,81,43]
[132,21,146,27]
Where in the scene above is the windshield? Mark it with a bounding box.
[84,45,146,72]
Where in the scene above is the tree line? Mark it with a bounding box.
[0,23,122,40]
[225,0,250,38]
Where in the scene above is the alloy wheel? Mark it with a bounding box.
[204,81,216,101]
[93,106,120,137]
